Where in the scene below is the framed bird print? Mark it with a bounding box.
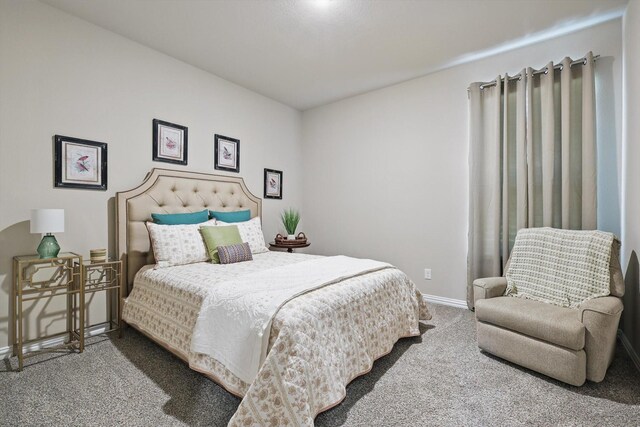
[264,168,283,199]
[153,119,188,165]
[54,135,108,190]
[214,134,240,173]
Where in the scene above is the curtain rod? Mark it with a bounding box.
[471,54,600,91]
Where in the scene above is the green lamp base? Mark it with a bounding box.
[37,234,60,259]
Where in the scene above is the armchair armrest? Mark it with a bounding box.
[473,277,507,306]
[579,296,623,320]
[579,296,624,382]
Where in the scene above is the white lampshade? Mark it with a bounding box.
[30,209,65,234]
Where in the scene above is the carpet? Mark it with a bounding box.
[1,305,639,426]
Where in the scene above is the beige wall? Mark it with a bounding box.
[0,0,632,360]
[0,1,303,349]
[621,0,640,359]
[301,20,623,301]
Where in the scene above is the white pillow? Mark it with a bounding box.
[217,217,269,254]
[147,219,217,268]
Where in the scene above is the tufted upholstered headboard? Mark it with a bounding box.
[116,168,261,295]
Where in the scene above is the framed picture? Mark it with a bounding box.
[153,119,188,165]
[54,135,107,191]
[264,168,283,199]
[214,134,240,173]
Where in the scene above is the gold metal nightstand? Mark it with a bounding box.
[82,259,122,337]
[13,252,84,371]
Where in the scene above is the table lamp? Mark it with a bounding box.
[30,209,64,258]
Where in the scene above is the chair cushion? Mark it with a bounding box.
[476,297,585,351]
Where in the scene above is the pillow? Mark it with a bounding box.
[146,219,216,268]
[218,242,253,264]
[152,209,210,225]
[209,209,251,223]
[218,217,269,255]
[200,225,243,264]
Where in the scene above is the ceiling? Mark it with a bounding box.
[41,0,627,110]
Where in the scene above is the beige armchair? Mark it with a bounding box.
[474,240,624,386]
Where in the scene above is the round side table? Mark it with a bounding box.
[269,241,311,253]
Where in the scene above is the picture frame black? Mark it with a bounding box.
[214,134,240,173]
[152,119,188,165]
[54,135,108,191]
[264,168,283,199]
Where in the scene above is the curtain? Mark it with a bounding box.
[467,51,596,309]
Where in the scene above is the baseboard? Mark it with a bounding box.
[422,293,468,309]
[618,329,640,373]
[0,323,111,360]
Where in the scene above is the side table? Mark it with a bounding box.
[82,259,122,337]
[13,252,84,371]
[269,241,311,253]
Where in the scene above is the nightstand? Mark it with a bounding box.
[82,259,122,337]
[13,253,84,371]
[269,241,311,253]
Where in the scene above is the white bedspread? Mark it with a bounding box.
[122,252,431,425]
[191,255,392,383]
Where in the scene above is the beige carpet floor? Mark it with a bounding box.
[1,304,639,426]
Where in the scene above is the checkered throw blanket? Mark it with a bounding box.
[505,228,615,309]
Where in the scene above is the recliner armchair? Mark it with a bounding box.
[474,238,624,386]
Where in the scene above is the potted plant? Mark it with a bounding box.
[281,208,300,240]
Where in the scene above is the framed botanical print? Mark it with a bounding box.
[153,119,188,165]
[264,168,283,199]
[54,135,108,190]
[214,134,240,173]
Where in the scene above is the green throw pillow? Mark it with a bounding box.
[200,225,243,264]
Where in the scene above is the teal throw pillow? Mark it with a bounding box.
[152,209,210,225]
[200,225,243,264]
[209,209,251,223]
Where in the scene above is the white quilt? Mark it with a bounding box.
[191,255,392,383]
[122,252,431,426]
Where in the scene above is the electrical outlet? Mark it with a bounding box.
[424,268,432,280]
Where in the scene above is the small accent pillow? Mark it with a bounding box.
[218,242,253,264]
[217,217,269,255]
[209,209,251,223]
[146,219,216,268]
[200,225,243,264]
[152,209,210,225]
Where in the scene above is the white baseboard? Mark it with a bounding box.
[618,329,640,373]
[0,323,111,360]
[422,293,468,309]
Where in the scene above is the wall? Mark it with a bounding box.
[0,0,303,350]
[0,1,629,359]
[621,0,640,361]
[301,20,622,302]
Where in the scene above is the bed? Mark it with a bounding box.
[116,168,431,426]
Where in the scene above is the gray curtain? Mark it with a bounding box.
[467,52,596,309]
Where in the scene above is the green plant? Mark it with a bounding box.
[281,208,300,235]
